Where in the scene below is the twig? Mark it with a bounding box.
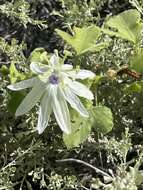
[0,142,36,172]
[19,170,27,190]
[125,158,136,166]
[1,148,30,172]
[56,158,113,180]
[79,185,90,190]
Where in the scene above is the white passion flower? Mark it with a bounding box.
[7,53,95,134]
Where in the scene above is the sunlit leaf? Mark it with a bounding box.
[63,112,91,149]
[90,106,113,134]
[124,82,143,94]
[29,48,48,64]
[56,26,107,55]
[9,62,26,83]
[102,9,143,43]
[130,50,143,73]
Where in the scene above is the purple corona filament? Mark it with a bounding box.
[49,74,59,84]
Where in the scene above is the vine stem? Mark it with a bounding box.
[56,158,113,180]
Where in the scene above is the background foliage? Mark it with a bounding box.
[1,0,143,189]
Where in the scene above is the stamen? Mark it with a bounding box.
[49,74,59,84]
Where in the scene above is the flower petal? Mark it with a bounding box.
[16,80,46,116]
[49,54,59,66]
[52,85,71,134]
[30,62,49,74]
[75,69,95,79]
[37,87,53,134]
[67,70,95,80]
[7,77,38,91]
[61,64,73,71]
[68,81,94,100]
[63,87,89,117]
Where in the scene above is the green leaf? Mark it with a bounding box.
[0,65,9,76]
[102,9,143,43]
[130,50,143,73]
[63,112,91,149]
[90,106,113,134]
[124,82,143,94]
[63,105,113,148]
[9,62,26,83]
[7,91,26,114]
[29,47,50,65]
[56,26,107,55]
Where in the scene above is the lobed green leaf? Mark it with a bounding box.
[90,106,114,134]
[102,9,143,44]
[56,26,107,55]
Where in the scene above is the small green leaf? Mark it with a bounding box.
[90,106,113,134]
[29,47,50,65]
[130,50,143,73]
[0,65,9,76]
[102,9,143,43]
[9,62,26,83]
[56,26,106,55]
[63,112,91,149]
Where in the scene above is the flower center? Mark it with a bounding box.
[49,74,59,84]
